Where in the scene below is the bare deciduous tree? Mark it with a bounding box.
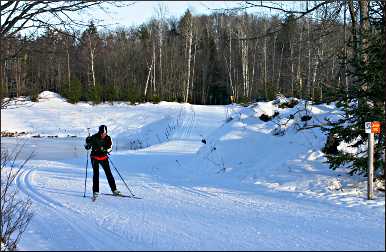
[1,147,34,251]
[0,1,133,40]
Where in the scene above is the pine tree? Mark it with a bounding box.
[87,83,102,104]
[322,8,384,176]
[62,79,82,104]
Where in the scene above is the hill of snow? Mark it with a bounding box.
[1,91,384,250]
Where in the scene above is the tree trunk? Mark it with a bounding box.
[312,47,320,100]
[1,60,8,97]
[241,37,249,98]
[228,26,235,99]
[245,39,249,98]
[272,33,277,85]
[347,0,358,62]
[57,62,61,92]
[297,22,303,98]
[277,44,284,93]
[88,33,96,87]
[343,0,348,94]
[263,22,267,99]
[252,39,258,99]
[185,23,192,103]
[16,57,20,96]
[290,41,294,97]
[144,59,153,97]
[307,18,311,99]
[357,0,370,100]
[152,42,156,94]
[359,0,369,66]
[191,41,197,103]
[159,22,163,92]
[66,46,71,89]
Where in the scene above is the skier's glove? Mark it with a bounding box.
[100,146,108,155]
[84,144,91,150]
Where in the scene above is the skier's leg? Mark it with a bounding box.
[101,159,117,192]
[91,158,100,193]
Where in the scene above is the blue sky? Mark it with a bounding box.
[4,1,310,36]
[90,1,242,27]
[85,1,303,28]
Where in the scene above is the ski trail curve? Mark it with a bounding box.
[15,165,130,250]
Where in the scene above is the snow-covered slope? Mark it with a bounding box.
[1,91,384,250]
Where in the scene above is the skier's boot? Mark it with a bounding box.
[113,190,122,196]
[92,192,99,201]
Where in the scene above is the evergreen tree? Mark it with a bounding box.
[103,84,118,103]
[322,9,384,176]
[206,34,227,105]
[87,83,102,104]
[62,79,82,104]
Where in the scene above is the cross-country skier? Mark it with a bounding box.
[85,125,121,200]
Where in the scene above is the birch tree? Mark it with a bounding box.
[179,10,193,103]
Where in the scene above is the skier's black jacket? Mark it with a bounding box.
[85,133,113,159]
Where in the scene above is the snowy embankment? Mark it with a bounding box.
[1,91,384,250]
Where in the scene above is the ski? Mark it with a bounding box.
[101,193,142,199]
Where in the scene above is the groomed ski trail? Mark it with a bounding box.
[14,163,147,250]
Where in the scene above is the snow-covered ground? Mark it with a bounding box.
[1,91,384,250]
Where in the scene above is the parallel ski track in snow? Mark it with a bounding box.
[15,165,128,250]
[176,104,196,139]
[13,161,381,250]
[139,179,374,250]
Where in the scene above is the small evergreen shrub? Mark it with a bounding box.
[237,96,249,106]
[152,95,161,104]
[176,96,184,103]
[87,83,102,104]
[62,79,82,104]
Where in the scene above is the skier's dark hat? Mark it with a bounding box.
[99,125,107,134]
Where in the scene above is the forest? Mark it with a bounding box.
[1,2,360,105]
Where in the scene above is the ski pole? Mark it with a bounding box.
[83,128,90,197]
[83,151,89,197]
[107,156,136,197]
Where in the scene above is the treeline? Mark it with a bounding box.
[1,11,348,105]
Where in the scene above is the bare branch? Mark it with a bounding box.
[1,145,34,251]
[211,0,338,42]
[0,1,16,13]
[0,1,122,38]
[244,1,306,15]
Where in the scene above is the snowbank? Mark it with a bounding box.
[1,91,384,250]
